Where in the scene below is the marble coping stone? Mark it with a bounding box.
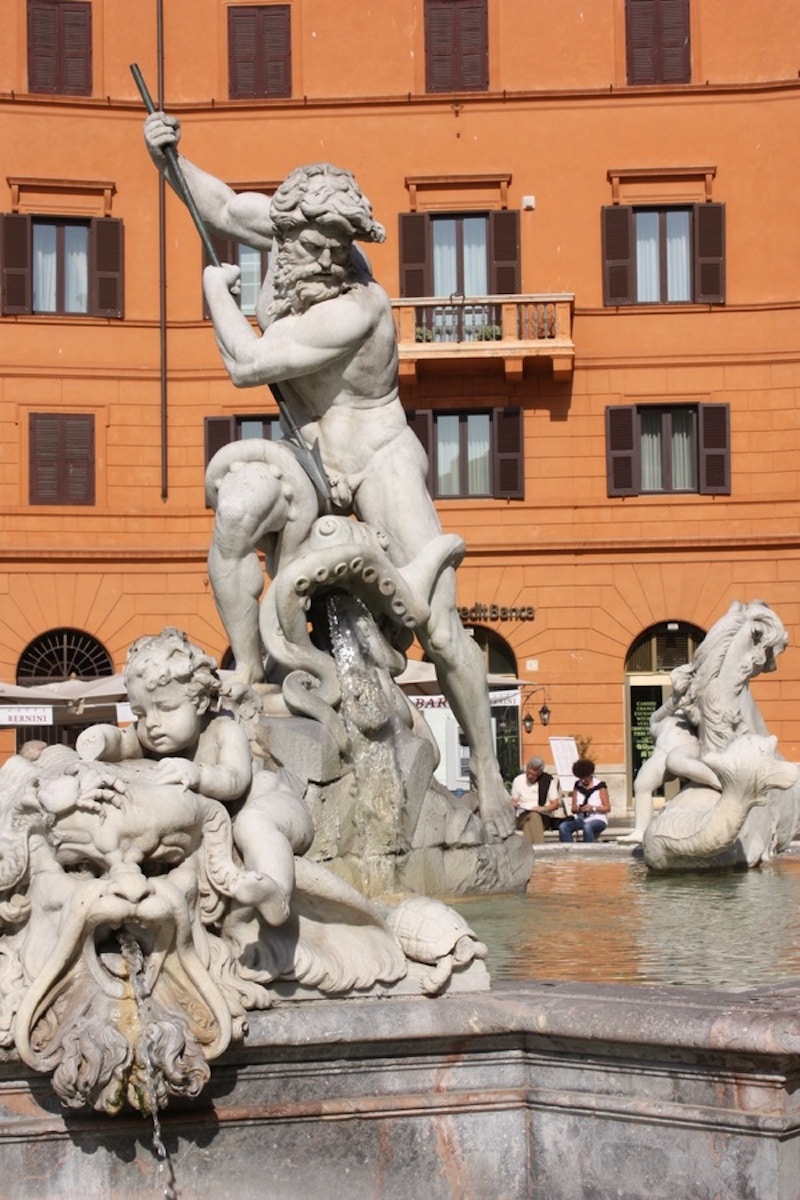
[2,979,800,1198]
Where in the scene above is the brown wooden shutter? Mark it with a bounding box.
[693,203,725,304]
[626,0,689,85]
[28,1,91,95]
[229,5,290,99]
[425,2,457,92]
[61,1,92,95]
[90,218,123,318]
[229,7,259,98]
[425,0,487,92]
[399,213,432,297]
[458,1,489,91]
[660,0,690,84]
[493,408,523,499]
[28,0,59,92]
[626,0,658,84]
[262,5,291,97]
[63,412,95,503]
[698,403,730,495]
[405,410,434,494]
[1,214,33,314]
[30,413,94,505]
[489,211,520,295]
[606,406,639,496]
[205,416,237,468]
[602,206,635,305]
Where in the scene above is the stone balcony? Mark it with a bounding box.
[392,293,575,384]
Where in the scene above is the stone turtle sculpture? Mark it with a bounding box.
[386,896,488,995]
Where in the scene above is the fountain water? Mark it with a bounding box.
[118,931,177,1200]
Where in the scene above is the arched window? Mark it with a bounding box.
[626,620,704,674]
[461,625,518,677]
[624,619,706,804]
[15,628,114,751]
[17,627,113,684]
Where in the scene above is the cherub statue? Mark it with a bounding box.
[77,627,314,925]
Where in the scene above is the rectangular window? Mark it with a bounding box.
[32,220,89,312]
[29,412,95,505]
[204,415,283,469]
[602,203,724,306]
[228,5,291,99]
[406,408,523,500]
[425,0,488,93]
[28,0,91,95]
[203,236,269,319]
[1,214,124,318]
[606,404,730,497]
[626,0,690,85]
[400,210,519,338]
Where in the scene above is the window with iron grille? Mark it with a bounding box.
[399,210,520,340]
[17,627,112,684]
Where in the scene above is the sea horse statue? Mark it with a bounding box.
[638,601,800,871]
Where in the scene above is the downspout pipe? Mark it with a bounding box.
[157,0,168,501]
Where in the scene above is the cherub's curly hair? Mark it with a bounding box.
[124,628,220,706]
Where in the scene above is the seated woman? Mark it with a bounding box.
[559,759,611,844]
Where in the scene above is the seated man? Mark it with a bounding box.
[511,757,561,845]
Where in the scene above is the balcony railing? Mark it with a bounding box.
[392,293,575,382]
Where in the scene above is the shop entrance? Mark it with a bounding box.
[624,620,705,803]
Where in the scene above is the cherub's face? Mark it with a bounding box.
[127,677,206,755]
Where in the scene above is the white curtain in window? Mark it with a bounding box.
[32,223,57,312]
[640,409,663,490]
[436,414,460,495]
[432,220,457,340]
[64,226,88,313]
[466,413,490,493]
[238,244,262,315]
[666,211,691,302]
[463,217,488,295]
[635,212,660,303]
[432,219,457,296]
[671,409,696,489]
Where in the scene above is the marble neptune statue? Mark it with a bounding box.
[143,110,514,842]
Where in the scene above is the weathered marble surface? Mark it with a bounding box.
[0,637,491,1117]
[2,980,799,1198]
[629,601,800,869]
[144,108,517,848]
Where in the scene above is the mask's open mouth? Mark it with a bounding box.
[87,921,170,997]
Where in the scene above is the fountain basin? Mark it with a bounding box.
[452,848,800,989]
[2,977,799,1198]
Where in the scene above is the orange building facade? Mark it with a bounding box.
[1,0,800,808]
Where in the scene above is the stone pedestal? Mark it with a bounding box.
[2,981,799,1198]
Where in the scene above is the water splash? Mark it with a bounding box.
[118,930,178,1200]
[328,594,407,886]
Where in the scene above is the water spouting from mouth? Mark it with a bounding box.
[118,930,178,1200]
